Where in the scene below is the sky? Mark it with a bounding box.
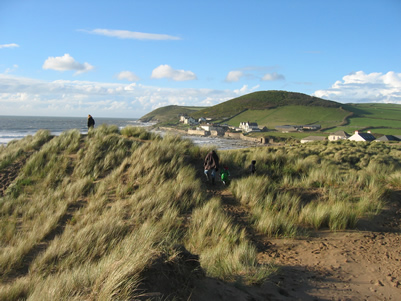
[1,0,400,118]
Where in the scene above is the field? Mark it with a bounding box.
[319,104,401,136]
[226,106,349,129]
[1,125,401,300]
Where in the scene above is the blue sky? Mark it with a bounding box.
[1,0,400,118]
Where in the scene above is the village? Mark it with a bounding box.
[178,114,401,144]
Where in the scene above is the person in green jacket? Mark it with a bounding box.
[220,166,230,185]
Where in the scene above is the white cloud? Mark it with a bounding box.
[117,71,140,82]
[0,74,253,118]
[313,71,401,103]
[42,54,94,75]
[233,84,260,95]
[0,43,19,49]
[225,71,244,82]
[151,65,197,81]
[5,65,18,74]
[226,68,285,82]
[262,72,285,81]
[81,29,181,41]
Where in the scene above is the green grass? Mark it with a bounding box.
[226,106,349,129]
[345,103,401,119]
[140,105,206,123]
[139,91,401,141]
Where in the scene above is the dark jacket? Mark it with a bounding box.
[87,116,95,128]
[204,151,219,171]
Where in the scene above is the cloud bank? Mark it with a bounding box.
[42,54,94,75]
[0,74,233,117]
[82,29,181,41]
[313,71,401,103]
[1,70,400,118]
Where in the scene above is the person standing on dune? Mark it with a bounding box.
[87,114,95,129]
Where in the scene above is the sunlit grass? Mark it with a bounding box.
[1,127,401,299]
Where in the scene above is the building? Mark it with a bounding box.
[374,135,401,142]
[239,122,260,132]
[328,130,350,141]
[302,124,321,131]
[348,131,375,142]
[179,115,197,125]
[199,125,213,131]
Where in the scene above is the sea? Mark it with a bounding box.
[0,116,145,145]
[0,116,259,150]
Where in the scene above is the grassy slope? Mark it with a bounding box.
[1,125,401,299]
[191,90,341,121]
[226,106,349,129]
[324,103,401,135]
[140,105,206,123]
[140,90,401,136]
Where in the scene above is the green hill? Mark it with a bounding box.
[191,90,341,121]
[140,105,205,123]
[140,90,401,135]
[140,90,343,124]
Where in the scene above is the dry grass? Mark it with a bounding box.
[1,128,400,299]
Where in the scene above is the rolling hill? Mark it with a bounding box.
[140,90,347,129]
[139,105,205,123]
[139,90,401,135]
[191,90,341,120]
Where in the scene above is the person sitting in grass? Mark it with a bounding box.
[220,166,230,185]
[249,160,256,174]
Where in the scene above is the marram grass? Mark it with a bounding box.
[1,127,401,299]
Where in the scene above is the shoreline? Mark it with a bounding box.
[152,127,269,150]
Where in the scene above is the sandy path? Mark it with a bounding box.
[261,231,401,300]
[257,191,401,301]
[194,178,401,300]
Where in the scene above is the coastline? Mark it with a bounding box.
[152,127,268,150]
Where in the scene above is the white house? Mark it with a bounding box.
[239,122,260,132]
[348,131,375,142]
[180,115,197,125]
[328,130,350,141]
[200,125,213,131]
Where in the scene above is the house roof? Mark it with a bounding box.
[375,135,400,142]
[357,133,376,141]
